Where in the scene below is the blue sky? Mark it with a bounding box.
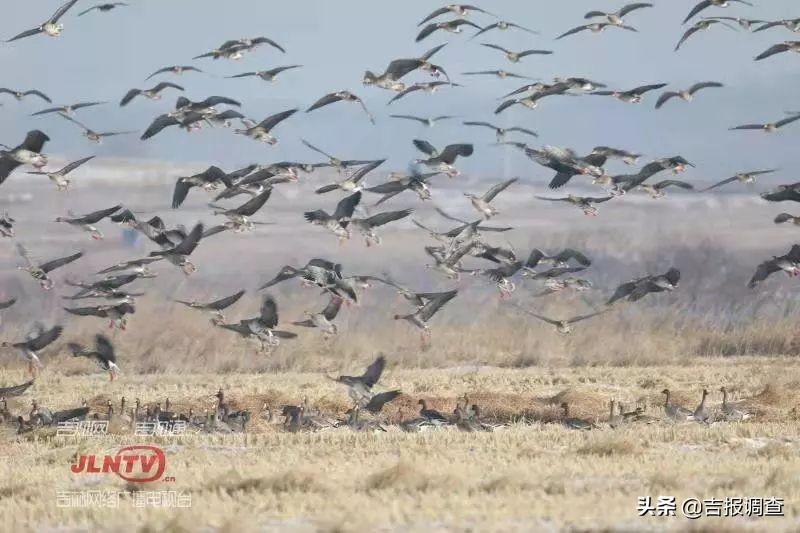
[1,0,799,182]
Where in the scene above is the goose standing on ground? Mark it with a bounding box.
[702,169,778,191]
[175,290,245,325]
[304,191,362,242]
[416,19,483,42]
[675,19,737,51]
[60,115,136,144]
[68,335,121,381]
[607,268,680,304]
[1,325,63,376]
[0,130,50,185]
[693,388,712,424]
[683,0,753,25]
[31,101,106,116]
[561,402,595,430]
[16,244,82,290]
[119,83,184,107]
[78,3,129,16]
[473,20,538,38]
[584,3,653,25]
[235,108,298,144]
[463,121,537,142]
[535,194,614,216]
[394,289,457,345]
[755,41,800,61]
[6,0,79,42]
[315,159,385,194]
[557,22,637,40]
[64,302,136,330]
[661,389,695,421]
[418,399,448,424]
[464,177,518,219]
[774,213,800,226]
[56,205,121,240]
[0,89,52,103]
[413,139,474,177]
[292,296,343,338]
[719,387,751,421]
[26,155,94,191]
[227,65,302,83]
[148,222,205,275]
[748,245,800,288]
[512,304,607,334]
[655,82,723,109]
[730,113,800,132]
[218,295,297,351]
[479,43,553,63]
[348,208,413,246]
[307,91,374,124]
[593,83,667,103]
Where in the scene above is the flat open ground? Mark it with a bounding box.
[2,357,799,532]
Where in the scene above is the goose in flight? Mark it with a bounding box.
[419,5,494,26]
[120,82,184,106]
[655,82,723,109]
[364,170,440,204]
[363,44,448,90]
[65,273,146,300]
[145,65,203,80]
[304,191,362,242]
[494,83,571,113]
[511,304,607,334]
[730,113,800,132]
[478,248,546,297]
[176,290,245,325]
[390,114,456,127]
[387,81,460,105]
[464,177,518,219]
[227,65,301,82]
[330,354,395,407]
[592,83,667,103]
[56,205,121,240]
[315,159,386,194]
[534,277,593,297]
[60,115,135,143]
[588,146,640,166]
[504,144,603,189]
[774,213,800,226]
[636,180,694,198]
[535,194,614,216]
[301,139,375,172]
[1,325,63,376]
[473,20,538,38]
[348,208,413,246]
[16,244,82,290]
[210,189,273,232]
[755,41,800,61]
[293,295,343,337]
[710,16,765,31]
[97,257,162,277]
[748,245,800,288]
[78,3,129,16]
[675,19,736,51]
[754,19,800,34]
[6,0,79,42]
[479,43,553,63]
[31,101,106,116]
[702,169,778,191]
[172,166,234,208]
[148,222,205,275]
[412,139,474,177]
[425,241,478,279]
[607,268,680,305]
[0,89,52,103]
[463,121,537,141]
[218,295,296,351]
[416,19,483,42]
[761,183,800,203]
[683,0,753,25]
[584,3,653,25]
[235,108,298,144]
[26,155,94,191]
[259,259,356,302]
[395,290,457,345]
[463,70,533,80]
[557,22,637,40]
[307,91,374,124]
[68,335,120,381]
[65,303,135,330]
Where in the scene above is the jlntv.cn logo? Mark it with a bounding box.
[70,445,171,483]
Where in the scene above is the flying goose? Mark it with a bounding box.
[26,155,94,191]
[60,115,135,143]
[557,22,637,40]
[607,268,681,305]
[307,91,374,124]
[774,213,800,226]
[754,19,800,34]
[463,121,538,141]
[0,130,50,185]
[16,244,82,290]
[419,5,493,26]
[588,146,640,166]
[219,295,297,351]
[661,389,694,421]
[748,245,800,288]
[174,95,241,115]
[473,20,538,37]
[761,182,800,203]
[227,65,301,82]
[364,170,440,204]
[655,82,723,109]
[148,222,205,275]
[719,387,751,421]
[363,44,448,90]
[316,159,385,194]
[120,82,184,106]
[503,144,603,189]
[97,257,162,277]
[683,0,753,25]
[1,325,63,376]
[494,83,571,113]
[730,113,800,132]
[424,241,478,279]
[6,0,79,42]
[464,177,518,219]
[330,354,393,407]
[478,248,546,297]
[209,189,273,232]
[175,290,245,325]
[145,65,203,80]
[0,213,14,238]
[412,139,474,177]
[65,302,136,330]
[172,166,232,208]
[710,16,765,30]
[304,191,362,242]
[637,180,695,198]
[301,139,375,172]
[463,70,533,79]
[0,378,34,398]
[693,389,712,424]
[68,335,121,380]
[140,112,205,140]
[348,208,413,246]
[0,89,51,104]
[390,114,456,127]
[394,289,457,344]
[585,3,653,25]
[512,304,607,334]
[78,3,128,16]
[387,81,460,105]
[561,402,596,430]
[235,108,297,144]
[194,37,284,61]
[675,19,737,51]
[479,43,553,63]
[65,273,145,300]
[535,194,614,216]
[416,19,483,42]
[534,277,593,297]
[593,83,667,103]
[56,205,121,239]
[292,296,343,337]
[259,259,356,301]
[755,41,800,61]
[702,169,778,191]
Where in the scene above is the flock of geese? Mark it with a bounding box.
[0,1,796,431]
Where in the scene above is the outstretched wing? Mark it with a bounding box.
[307,93,342,112]
[360,355,386,388]
[40,252,83,273]
[260,295,279,328]
[482,178,518,202]
[363,209,413,228]
[321,296,343,320]
[27,325,64,351]
[333,192,362,220]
